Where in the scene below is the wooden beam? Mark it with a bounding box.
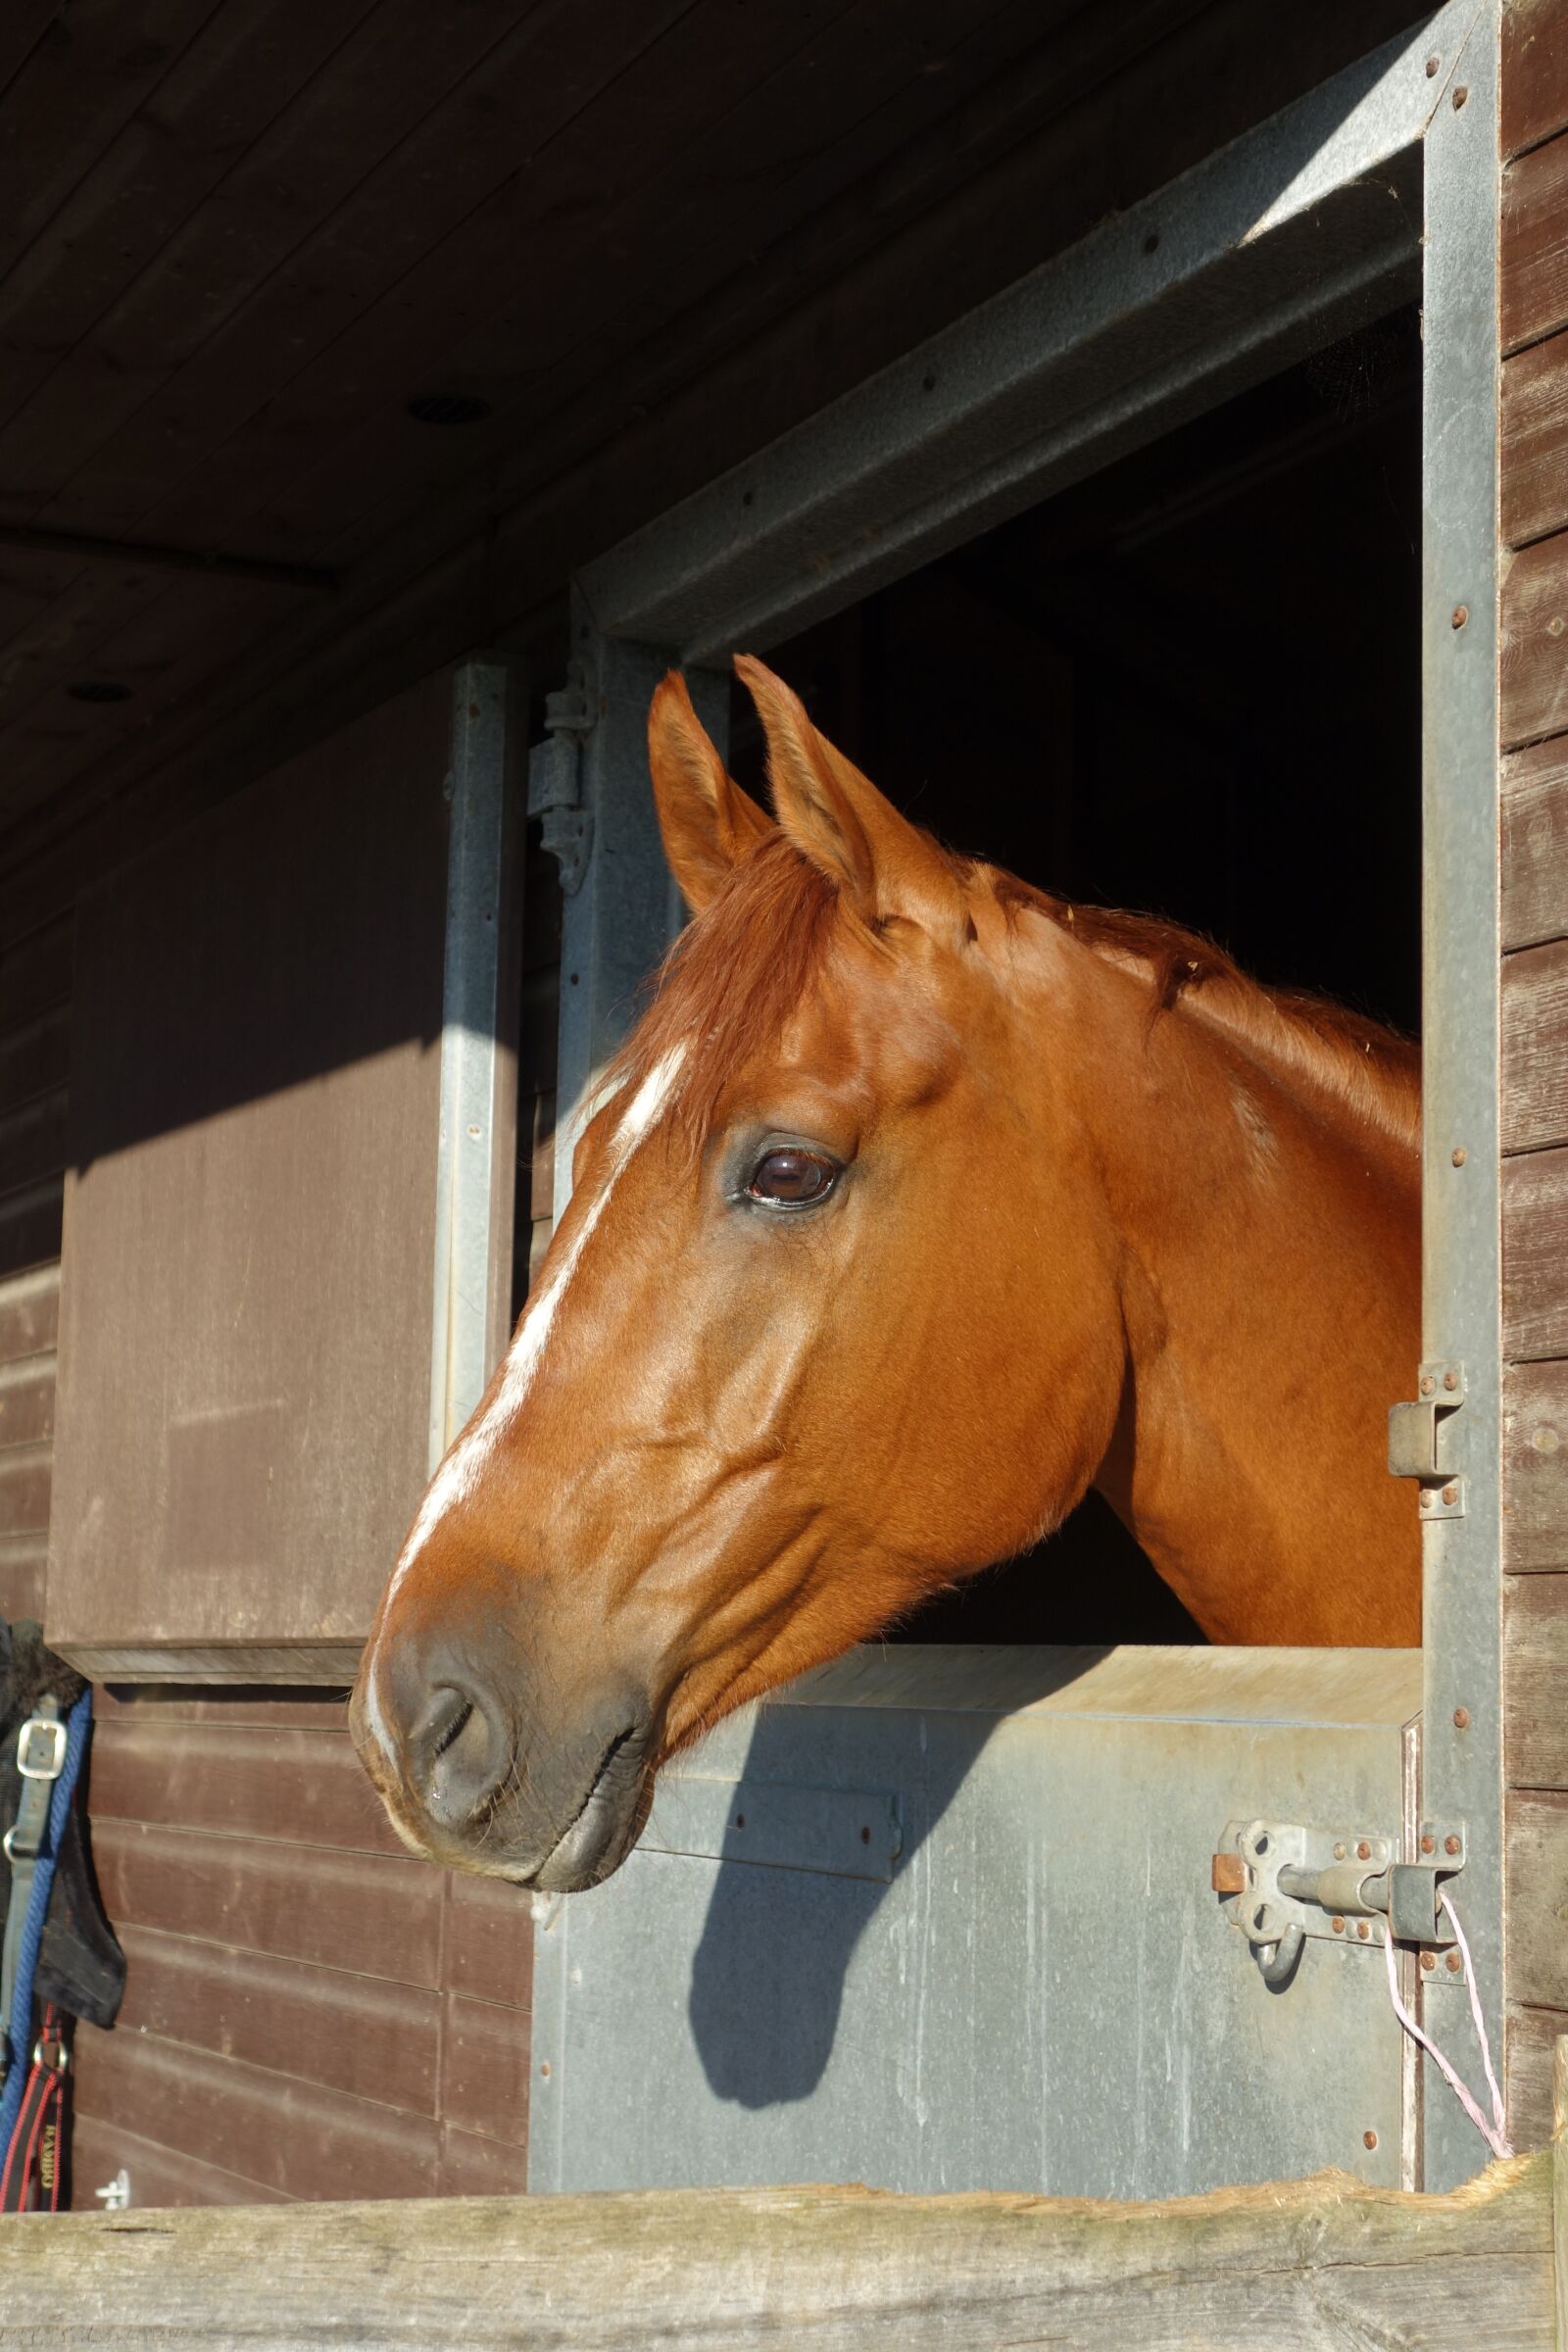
[0,525,334,594]
[0,2151,1556,2350]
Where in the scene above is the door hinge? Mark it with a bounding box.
[1388,1360,1466,1519]
[1212,1817,1466,1987]
[527,670,595,895]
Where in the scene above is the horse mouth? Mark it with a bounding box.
[514,1721,653,1892]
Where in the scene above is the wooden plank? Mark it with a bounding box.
[89,1819,445,1984]
[0,1261,58,1364]
[1503,332,1568,549]
[1506,1790,1568,2008]
[113,1923,443,2116]
[68,2026,442,2202]
[1506,2002,1568,2150]
[0,0,226,292]
[436,2125,528,2197]
[443,1872,535,2012]
[1504,128,1568,355]
[0,1081,65,1194]
[1504,0,1568,161]
[0,1353,53,1452]
[1505,938,1568,1150]
[0,2153,1554,2351]
[90,1717,407,1855]
[1504,1576,1568,1785]
[59,1638,363,1685]
[0,911,70,1028]
[438,1993,529,2149]
[0,0,378,449]
[1504,1149,1568,1359]
[0,1532,46,1625]
[1504,733,1568,949]
[46,674,449,1654]
[68,2113,292,2211]
[0,1440,48,1539]
[1502,530,1568,752]
[1504,1364,1568,1571]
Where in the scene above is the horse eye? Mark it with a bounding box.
[746,1148,838,1206]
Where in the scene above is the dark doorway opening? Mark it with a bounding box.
[729,306,1423,1644]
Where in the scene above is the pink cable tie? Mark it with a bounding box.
[1382,1888,1512,2162]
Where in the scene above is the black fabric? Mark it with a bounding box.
[0,1622,123,2032]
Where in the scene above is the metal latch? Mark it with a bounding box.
[527,671,595,895]
[1388,1361,1466,1518]
[1212,1817,1466,1987]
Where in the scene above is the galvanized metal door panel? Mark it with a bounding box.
[531,1645,1419,2198]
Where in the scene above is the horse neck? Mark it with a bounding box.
[1040,942,1422,1645]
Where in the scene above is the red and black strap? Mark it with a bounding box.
[0,2002,68,2213]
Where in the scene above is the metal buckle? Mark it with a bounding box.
[30,2034,67,2077]
[16,1715,67,1782]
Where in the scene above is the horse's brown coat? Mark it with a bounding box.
[351,657,1420,1884]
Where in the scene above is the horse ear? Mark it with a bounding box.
[734,654,963,932]
[647,671,774,913]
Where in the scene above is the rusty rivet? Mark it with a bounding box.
[1446,1952,1463,1974]
[1445,1835,1460,1856]
[1332,1916,1346,1934]
[1442,1482,1459,1506]
[1452,1147,1467,1166]
[1357,1841,1372,1860]
[1454,1706,1471,1730]
[1421,1951,1438,1973]
[1426,51,1441,74]
[1420,1375,1436,1396]
[1334,1842,1347,1860]
[1421,1490,1435,1508]
[1363,2130,1379,2150]
[1444,1370,1459,1392]
[1422,1833,1436,1854]
[1357,1922,1370,1940]
[540,2061,551,2078]
[1451,605,1469,629]
[1452,82,1468,107]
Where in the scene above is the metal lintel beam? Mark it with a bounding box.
[578,9,1473,662]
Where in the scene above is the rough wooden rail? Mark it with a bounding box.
[0,2140,1563,2352]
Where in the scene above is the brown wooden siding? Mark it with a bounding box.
[69,1690,531,2207]
[0,908,69,1626]
[1499,0,1568,2147]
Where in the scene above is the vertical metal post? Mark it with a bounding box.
[1418,1,1503,2191]
[552,593,728,1216]
[427,656,522,1471]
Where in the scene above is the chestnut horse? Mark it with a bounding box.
[351,656,1419,1889]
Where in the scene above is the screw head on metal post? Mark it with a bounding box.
[1451,605,1468,629]
[1451,1147,1466,1166]
[1453,1707,1470,1730]
[1363,2130,1378,2150]
[1446,1952,1463,1974]
[1444,1835,1460,1856]
[1420,1952,1437,1973]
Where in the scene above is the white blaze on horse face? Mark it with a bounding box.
[362,1046,688,1762]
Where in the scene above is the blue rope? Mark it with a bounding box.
[0,1686,91,2157]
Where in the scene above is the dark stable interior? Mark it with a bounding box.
[727,305,1423,1645]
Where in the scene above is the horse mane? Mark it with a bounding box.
[608,831,1420,1155]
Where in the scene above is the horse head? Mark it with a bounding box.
[351,655,1418,1886]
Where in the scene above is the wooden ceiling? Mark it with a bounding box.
[0,0,1418,889]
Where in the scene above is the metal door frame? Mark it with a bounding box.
[548,4,1504,2190]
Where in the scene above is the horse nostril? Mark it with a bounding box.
[431,1696,473,1762]
[410,1682,507,1828]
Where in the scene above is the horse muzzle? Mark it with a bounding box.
[349,1633,655,1891]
